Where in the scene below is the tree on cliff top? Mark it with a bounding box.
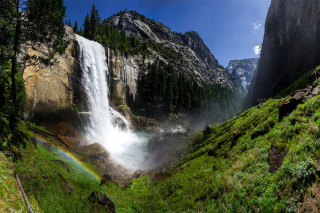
[0,0,67,129]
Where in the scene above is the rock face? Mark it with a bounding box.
[244,0,320,109]
[103,11,241,92]
[106,48,154,105]
[23,26,82,131]
[226,58,258,92]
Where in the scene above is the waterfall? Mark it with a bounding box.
[76,35,149,171]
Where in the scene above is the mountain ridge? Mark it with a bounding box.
[103,10,243,91]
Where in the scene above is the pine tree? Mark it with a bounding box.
[0,0,67,129]
[83,13,90,39]
[73,21,78,34]
[89,4,100,40]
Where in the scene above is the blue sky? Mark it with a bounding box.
[64,0,271,67]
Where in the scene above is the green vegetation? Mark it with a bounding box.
[0,61,26,117]
[118,105,129,110]
[1,83,320,212]
[134,60,245,123]
[102,90,320,212]
[276,65,320,97]
[0,120,110,212]
[0,152,31,212]
[0,0,67,129]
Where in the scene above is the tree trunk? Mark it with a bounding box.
[9,3,20,130]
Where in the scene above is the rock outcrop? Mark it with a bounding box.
[244,0,320,109]
[23,26,82,132]
[226,58,258,92]
[106,48,154,105]
[103,11,241,91]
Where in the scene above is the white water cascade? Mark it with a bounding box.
[76,35,149,171]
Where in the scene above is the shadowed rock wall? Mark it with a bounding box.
[244,0,320,109]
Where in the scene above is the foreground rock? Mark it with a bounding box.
[77,143,110,159]
[132,169,147,178]
[279,92,306,116]
[132,116,160,130]
[268,146,288,173]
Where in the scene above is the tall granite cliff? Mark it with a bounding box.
[23,26,82,131]
[226,58,258,92]
[103,11,242,94]
[244,0,320,109]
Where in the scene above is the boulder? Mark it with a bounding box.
[312,86,319,96]
[132,116,160,130]
[151,172,170,182]
[202,125,212,138]
[117,106,135,129]
[98,193,115,212]
[268,147,288,173]
[57,135,80,149]
[77,143,110,159]
[113,117,127,130]
[132,169,147,178]
[279,92,306,116]
[100,174,112,186]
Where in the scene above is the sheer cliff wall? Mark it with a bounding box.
[244,0,320,109]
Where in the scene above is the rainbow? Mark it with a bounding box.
[34,137,101,182]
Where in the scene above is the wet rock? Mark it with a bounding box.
[268,147,288,173]
[77,142,110,159]
[279,92,306,116]
[132,116,160,130]
[151,172,170,182]
[113,117,127,130]
[117,106,135,129]
[132,169,147,178]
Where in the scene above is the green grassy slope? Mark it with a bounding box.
[102,87,320,212]
[1,82,320,212]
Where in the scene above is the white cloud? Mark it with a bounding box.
[254,44,262,55]
[253,20,262,32]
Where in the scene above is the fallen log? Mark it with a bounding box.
[14,172,34,213]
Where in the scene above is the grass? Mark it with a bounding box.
[2,79,320,212]
[15,133,108,212]
[100,93,320,212]
[276,65,320,97]
[118,105,129,110]
[0,152,30,212]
